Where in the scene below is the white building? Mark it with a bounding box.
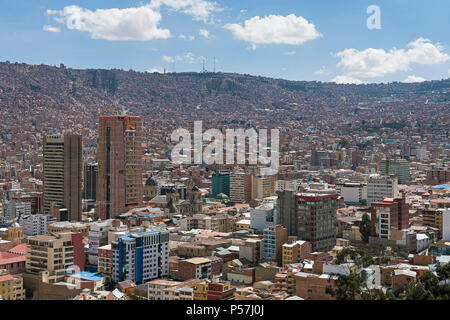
[19,214,57,236]
[111,229,169,284]
[416,233,430,252]
[250,204,276,232]
[442,209,450,241]
[88,220,113,265]
[367,174,398,206]
[2,201,31,220]
[337,182,367,204]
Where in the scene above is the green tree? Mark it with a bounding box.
[405,282,434,300]
[325,273,365,300]
[360,213,371,243]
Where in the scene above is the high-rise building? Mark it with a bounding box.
[43,134,82,221]
[83,162,98,201]
[277,190,338,252]
[212,170,230,197]
[380,158,410,184]
[111,228,169,284]
[370,197,409,240]
[367,174,398,206]
[229,171,252,203]
[97,115,143,220]
[251,175,275,200]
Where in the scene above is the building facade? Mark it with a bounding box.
[97,115,143,220]
[43,134,82,221]
[111,229,169,284]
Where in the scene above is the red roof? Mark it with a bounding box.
[8,243,27,255]
[0,252,26,265]
[0,275,14,282]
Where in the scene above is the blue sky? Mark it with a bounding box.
[0,0,449,83]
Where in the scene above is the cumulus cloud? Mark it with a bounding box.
[199,29,210,39]
[331,75,364,85]
[403,75,425,83]
[224,14,322,48]
[46,5,171,41]
[43,25,61,33]
[283,51,296,56]
[336,38,450,78]
[149,0,222,23]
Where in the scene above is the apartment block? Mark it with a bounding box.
[26,232,85,283]
[370,197,409,240]
[0,274,25,300]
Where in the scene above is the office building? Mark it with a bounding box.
[43,134,82,221]
[83,162,98,201]
[97,115,143,220]
[367,174,398,206]
[229,171,252,203]
[212,170,230,197]
[380,158,410,184]
[111,229,169,284]
[277,190,338,252]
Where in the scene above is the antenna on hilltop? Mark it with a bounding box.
[213,57,216,73]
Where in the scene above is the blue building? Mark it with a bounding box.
[111,228,169,284]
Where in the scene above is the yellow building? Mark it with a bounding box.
[193,282,208,300]
[0,274,25,300]
[26,233,82,284]
[422,210,443,237]
[235,219,251,231]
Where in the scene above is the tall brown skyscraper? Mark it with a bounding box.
[43,134,82,221]
[97,115,143,220]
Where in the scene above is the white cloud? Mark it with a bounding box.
[149,0,222,23]
[179,34,195,41]
[162,56,175,63]
[240,9,247,14]
[43,25,61,33]
[199,29,210,39]
[336,38,450,78]
[147,66,165,73]
[283,51,296,56]
[331,75,364,85]
[314,66,331,75]
[403,75,425,83]
[162,52,202,64]
[224,14,322,48]
[47,5,171,41]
